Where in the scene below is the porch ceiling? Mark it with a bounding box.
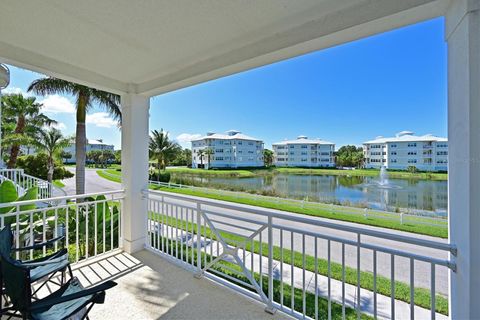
[0,0,448,96]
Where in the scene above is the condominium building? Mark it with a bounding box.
[272,136,335,168]
[191,130,264,169]
[363,131,448,171]
[63,139,115,163]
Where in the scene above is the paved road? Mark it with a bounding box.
[62,168,121,195]
[65,169,450,295]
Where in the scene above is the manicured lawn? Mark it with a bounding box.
[166,167,257,177]
[97,170,121,183]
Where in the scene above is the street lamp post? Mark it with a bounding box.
[0,64,10,168]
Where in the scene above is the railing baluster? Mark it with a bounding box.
[373,250,377,319]
[280,229,284,310]
[94,201,98,256]
[103,201,106,253]
[410,258,415,320]
[302,233,306,318]
[268,215,273,312]
[431,263,436,320]
[54,208,58,252]
[176,206,179,259]
[181,206,184,262]
[196,202,202,272]
[75,204,79,262]
[314,236,318,320]
[42,210,46,257]
[259,228,263,291]
[86,203,89,259]
[342,242,346,320]
[291,231,295,313]
[28,211,33,260]
[357,233,361,319]
[110,200,114,251]
[328,239,331,320]
[391,254,395,320]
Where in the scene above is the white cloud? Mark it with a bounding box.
[2,87,28,95]
[86,112,117,128]
[40,94,75,114]
[51,122,67,130]
[175,133,202,148]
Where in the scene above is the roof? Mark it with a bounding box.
[273,136,334,146]
[0,1,446,96]
[88,139,113,146]
[364,132,447,144]
[191,131,262,142]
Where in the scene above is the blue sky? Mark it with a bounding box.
[4,17,447,150]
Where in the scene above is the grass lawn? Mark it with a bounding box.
[53,180,65,188]
[153,213,448,315]
[151,186,447,238]
[166,167,257,177]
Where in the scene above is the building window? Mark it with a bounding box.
[437,151,448,156]
[408,143,417,148]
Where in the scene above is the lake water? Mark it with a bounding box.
[171,173,448,216]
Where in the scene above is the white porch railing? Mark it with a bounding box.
[0,168,67,200]
[0,190,124,264]
[145,189,456,320]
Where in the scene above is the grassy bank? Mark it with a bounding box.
[152,186,447,238]
[167,167,257,177]
[273,167,447,180]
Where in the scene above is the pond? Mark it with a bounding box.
[170,173,448,216]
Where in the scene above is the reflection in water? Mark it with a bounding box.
[171,173,448,216]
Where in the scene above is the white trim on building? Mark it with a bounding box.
[191,130,264,169]
[273,136,335,168]
[363,131,448,171]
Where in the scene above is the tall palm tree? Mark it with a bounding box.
[28,78,120,194]
[204,147,214,169]
[1,94,55,168]
[198,149,205,167]
[34,128,71,183]
[149,129,180,180]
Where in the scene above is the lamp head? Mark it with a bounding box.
[0,64,10,89]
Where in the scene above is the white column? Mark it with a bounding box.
[446,1,480,318]
[121,93,150,253]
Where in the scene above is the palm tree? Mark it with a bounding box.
[204,147,214,169]
[149,129,180,180]
[28,78,120,194]
[1,94,55,168]
[198,149,205,168]
[34,128,71,183]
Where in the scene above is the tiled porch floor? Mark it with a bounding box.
[70,250,289,320]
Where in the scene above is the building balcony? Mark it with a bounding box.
[2,187,455,320]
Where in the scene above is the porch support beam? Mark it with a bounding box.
[446,0,480,318]
[121,93,150,253]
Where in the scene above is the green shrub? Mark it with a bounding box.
[149,170,171,182]
[16,153,74,180]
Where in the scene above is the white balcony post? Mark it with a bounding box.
[446,1,480,318]
[121,93,150,254]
